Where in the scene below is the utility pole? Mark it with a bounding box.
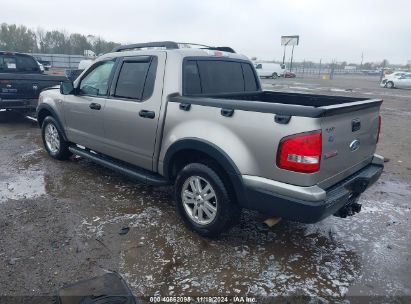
[290,45,295,72]
[380,59,386,82]
[282,44,287,65]
[319,59,322,75]
[360,52,364,69]
[330,59,335,80]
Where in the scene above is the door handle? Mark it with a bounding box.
[89,102,101,110]
[139,110,155,119]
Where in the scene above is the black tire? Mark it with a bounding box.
[41,116,71,160]
[386,81,394,89]
[272,73,278,79]
[175,162,241,237]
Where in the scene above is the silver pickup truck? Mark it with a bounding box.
[36,41,384,236]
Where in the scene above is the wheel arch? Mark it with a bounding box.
[36,103,68,141]
[163,138,246,205]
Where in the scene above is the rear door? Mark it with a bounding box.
[63,59,116,152]
[319,105,381,187]
[100,53,166,171]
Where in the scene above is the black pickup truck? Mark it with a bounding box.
[0,51,66,114]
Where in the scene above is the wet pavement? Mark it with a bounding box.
[0,75,410,303]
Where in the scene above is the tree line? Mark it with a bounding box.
[0,23,120,55]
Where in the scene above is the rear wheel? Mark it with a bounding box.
[272,73,278,79]
[41,116,71,160]
[175,163,240,237]
[386,81,394,89]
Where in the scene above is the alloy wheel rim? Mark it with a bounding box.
[181,176,218,225]
[45,123,60,154]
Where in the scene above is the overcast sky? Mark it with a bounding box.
[2,0,409,64]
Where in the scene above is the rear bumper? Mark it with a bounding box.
[0,99,38,109]
[241,160,383,223]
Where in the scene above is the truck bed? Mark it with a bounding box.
[168,90,382,188]
[170,91,382,118]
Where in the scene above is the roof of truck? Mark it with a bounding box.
[98,41,250,62]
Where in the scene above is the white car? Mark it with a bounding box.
[254,62,286,79]
[381,72,411,89]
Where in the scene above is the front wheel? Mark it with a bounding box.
[386,81,394,89]
[272,73,278,79]
[175,163,241,237]
[41,116,71,160]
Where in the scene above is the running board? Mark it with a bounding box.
[69,146,169,186]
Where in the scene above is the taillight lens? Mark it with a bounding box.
[377,115,381,143]
[277,130,322,173]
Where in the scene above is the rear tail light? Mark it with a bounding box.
[377,115,381,143]
[276,130,322,173]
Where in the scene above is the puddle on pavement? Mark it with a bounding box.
[0,169,46,202]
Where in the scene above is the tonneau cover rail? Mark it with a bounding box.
[169,93,382,118]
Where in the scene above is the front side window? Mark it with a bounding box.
[16,55,39,72]
[79,60,115,96]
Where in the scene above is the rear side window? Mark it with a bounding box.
[114,57,157,101]
[0,55,17,71]
[183,59,258,95]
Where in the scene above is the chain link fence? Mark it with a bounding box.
[26,53,87,68]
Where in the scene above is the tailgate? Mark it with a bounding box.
[0,73,66,100]
[318,101,382,188]
[0,78,34,99]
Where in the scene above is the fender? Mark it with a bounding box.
[163,138,247,205]
[36,103,69,142]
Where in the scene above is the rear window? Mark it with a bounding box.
[183,59,258,95]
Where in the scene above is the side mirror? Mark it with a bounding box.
[60,81,75,95]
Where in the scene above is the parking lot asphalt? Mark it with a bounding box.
[0,75,410,302]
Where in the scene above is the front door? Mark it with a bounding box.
[101,53,166,171]
[401,74,411,88]
[63,59,116,152]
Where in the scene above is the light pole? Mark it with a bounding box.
[281,35,299,70]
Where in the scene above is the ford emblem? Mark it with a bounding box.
[349,139,360,152]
